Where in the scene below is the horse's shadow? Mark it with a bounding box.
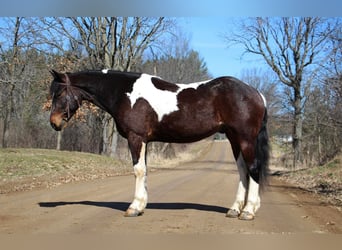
[38,201,228,214]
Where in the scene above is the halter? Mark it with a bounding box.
[53,75,81,121]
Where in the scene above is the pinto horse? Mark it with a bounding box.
[49,69,269,220]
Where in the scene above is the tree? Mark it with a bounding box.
[0,17,52,148]
[0,17,21,147]
[305,23,342,164]
[225,17,337,167]
[143,31,210,82]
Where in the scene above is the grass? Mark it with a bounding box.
[276,154,342,206]
[0,148,130,193]
[0,141,211,194]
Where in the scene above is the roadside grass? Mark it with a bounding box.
[272,145,342,206]
[0,140,212,194]
[0,148,131,193]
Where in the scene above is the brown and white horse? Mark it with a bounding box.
[49,69,269,220]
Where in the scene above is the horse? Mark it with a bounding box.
[49,69,269,220]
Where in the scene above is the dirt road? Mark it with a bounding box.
[0,141,341,234]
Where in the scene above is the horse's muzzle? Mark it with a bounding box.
[50,121,62,131]
[50,113,65,131]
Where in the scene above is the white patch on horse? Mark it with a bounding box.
[127,74,210,121]
[259,92,267,107]
[102,69,109,74]
[243,176,260,215]
[176,80,209,91]
[245,80,267,107]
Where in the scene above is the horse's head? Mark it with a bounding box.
[49,70,82,131]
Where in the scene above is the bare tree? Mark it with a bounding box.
[143,31,210,82]
[0,18,45,147]
[306,23,342,164]
[0,17,57,148]
[225,17,337,167]
[0,17,21,147]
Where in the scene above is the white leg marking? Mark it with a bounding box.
[242,176,260,215]
[129,142,148,212]
[230,153,248,213]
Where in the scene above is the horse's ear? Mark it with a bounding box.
[64,73,71,85]
[50,70,70,84]
[50,70,62,81]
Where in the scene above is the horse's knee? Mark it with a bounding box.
[134,164,146,178]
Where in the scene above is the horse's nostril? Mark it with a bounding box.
[50,122,61,131]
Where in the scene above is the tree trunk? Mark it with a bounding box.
[1,111,9,148]
[102,113,118,157]
[292,87,303,168]
[56,131,62,150]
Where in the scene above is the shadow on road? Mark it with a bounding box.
[38,201,228,214]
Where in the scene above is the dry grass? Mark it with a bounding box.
[0,141,211,194]
[0,148,131,194]
[148,140,212,169]
[275,154,342,206]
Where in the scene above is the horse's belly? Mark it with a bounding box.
[154,109,220,143]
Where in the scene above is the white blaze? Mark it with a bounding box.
[127,74,210,121]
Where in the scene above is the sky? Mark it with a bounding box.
[2,0,342,17]
[178,17,266,78]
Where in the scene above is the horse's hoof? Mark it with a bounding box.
[226,209,240,218]
[124,208,144,217]
[238,211,255,220]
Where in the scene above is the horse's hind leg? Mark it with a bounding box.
[124,134,148,217]
[226,143,248,218]
[239,175,260,220]
[226,138,260,220]
[237,141,261,220]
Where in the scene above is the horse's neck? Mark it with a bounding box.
[80,83,112,114]
[77,75,131,116]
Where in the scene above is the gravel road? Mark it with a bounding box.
[1,141,341,234]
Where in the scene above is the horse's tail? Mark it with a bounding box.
[253,108,270,190]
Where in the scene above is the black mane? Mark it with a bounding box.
[69,70,142,78]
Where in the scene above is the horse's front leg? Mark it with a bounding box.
[125,135,148,217]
